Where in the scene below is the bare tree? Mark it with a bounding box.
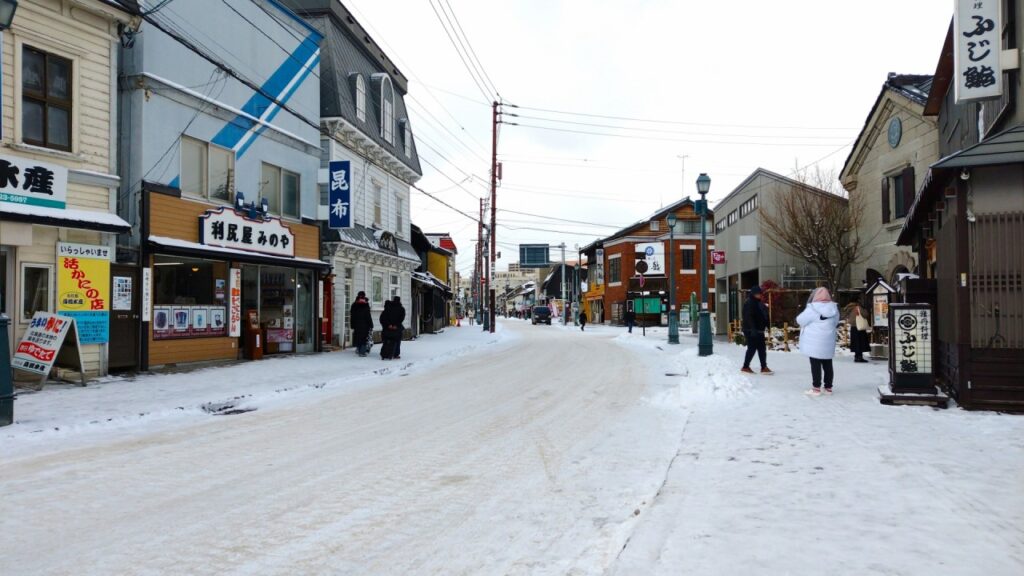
[759,165,874,294]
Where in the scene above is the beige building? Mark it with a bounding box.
[1,1,135,376]
[840,74,939,286]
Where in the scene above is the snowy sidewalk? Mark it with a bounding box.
[2,325,508,461]
[610,330,1024,576]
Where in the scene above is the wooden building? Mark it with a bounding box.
[897,16,1024,410]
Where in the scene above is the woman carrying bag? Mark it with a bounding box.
[847,302,871,363]
[797,287,840,395]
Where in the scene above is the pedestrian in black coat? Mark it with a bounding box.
[350,291,373,356]
[848,303,871,362]
[741,286,773,374]
[379,300,402,360]
[579,311,587,331]
[391,296,406,359]
[624,309,636,333]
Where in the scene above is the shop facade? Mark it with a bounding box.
[142,189,327,367]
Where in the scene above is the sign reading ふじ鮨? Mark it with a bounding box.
[0,154,69,209]
[955,0,1003,103]
[57,243,111,344]
[199,207,296,258]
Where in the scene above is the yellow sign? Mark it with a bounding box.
[56,243,111,344]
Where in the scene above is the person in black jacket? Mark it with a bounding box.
[741,286,773,374]
[391,296,406,359]
[350,291,373,357]
[379,300,397,360]
[624,309,636,333]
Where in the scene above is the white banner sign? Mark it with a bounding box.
[955,0,1002,103]
[12,313,74,375]
[635,243,665,276]
[57,242,112,260]
[229,268,242,337]
[893,307,933,375]
[199,207,296,258]
[0,154,69,209]
[141,267,152,322]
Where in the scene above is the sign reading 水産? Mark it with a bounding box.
[0,154,69,209]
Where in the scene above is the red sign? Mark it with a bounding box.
[17,341,56,362]
[711,250,726,265]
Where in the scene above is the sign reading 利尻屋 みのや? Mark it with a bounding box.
[0,154,69,209]
[57,243,111,345]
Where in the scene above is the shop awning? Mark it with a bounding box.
[1,202,131,233]
[412,270,452,293]
[149,235,331,271]
[323,223,420,263]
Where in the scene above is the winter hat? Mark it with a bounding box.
[357,291,366,299]
[750,286,763,296]
[810,287,832,303]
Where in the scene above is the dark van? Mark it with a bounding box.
[531,306,552,325]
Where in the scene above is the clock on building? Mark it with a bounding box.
[888,116,902,148]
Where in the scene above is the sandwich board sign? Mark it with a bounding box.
[11,312,87,386]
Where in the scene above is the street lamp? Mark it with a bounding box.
[666,212,679,344]
[696,173,713,356]
[0,0,17,31]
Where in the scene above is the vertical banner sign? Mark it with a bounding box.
[888,303,935,393]
[595,248,604,286]
[57,243,111,344]
[318,280,324,317]
[141,267,152,322]
[229,268,242,337]
[955,0,1002,103]
[328,160,352,229]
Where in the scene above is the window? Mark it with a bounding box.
[153,256,228,306]
[355,74,366,122]
[372,274,384,305]
[22,46,72,151]
[681,249,695,271]
[403,121,412,157]
[650,220,660,231]
[380,76,394,143]
[396,196,404,234]
[181,136,235,202]
[727,210,738,226]
[20,263,52,321]
[715,219,727,233]
[319,183,329,207]
[892,173,906,219]
[740,195,758,217]
[319,137,331,169]
[682,220,702,234]
[373,181,383,226]
[390,273,400,298]
[608,255,622,285]
[260,164,301,219]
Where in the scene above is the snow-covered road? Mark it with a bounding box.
[2,319,1022,575]
[0,321,685,575]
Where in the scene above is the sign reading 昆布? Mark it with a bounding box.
[199,207,295,258]
[57,243,110,344]
[0,154,69,209]
[328,160,352,229]
[955,0,1003,103]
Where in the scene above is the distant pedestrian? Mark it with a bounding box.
[797,287,840,395]
[379,300,400,360]
[740,286,773,375]
[350,291,373,357]
[579,311,587,331]
[624,309,636,333]
[847,303,870,363]
[391,296,406,359]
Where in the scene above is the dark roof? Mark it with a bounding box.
[841,73,934,178]
[603,196,713,244]
[278,0,421,175]
[322,222,419,262]
[924,19,955,116]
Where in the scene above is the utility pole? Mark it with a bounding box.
[489,100,499,334]
[559,242,567,324]
[476,198,483,325]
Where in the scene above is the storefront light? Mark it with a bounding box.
[0,1,18,32]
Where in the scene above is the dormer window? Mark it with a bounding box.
[355,74,366,122]
[400,119,412,157]
[380,76,394,144]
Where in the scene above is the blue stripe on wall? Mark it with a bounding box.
[211,32,320,155]
[235,54,320,159]
[169,176,180,189]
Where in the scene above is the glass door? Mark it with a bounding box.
[296,269,314,353]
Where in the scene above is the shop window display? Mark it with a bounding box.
[152,256,228,339]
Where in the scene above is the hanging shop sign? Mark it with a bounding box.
[955,0,1003,103]
[634,243,665,276]
[199,207,295,258]
[888,303,935,393]
[377,230,398,254]
[327,160,352,229]
[57,242,110,345]
[711,250,726,265]
[229,268,242,337]
[0,154,69,209]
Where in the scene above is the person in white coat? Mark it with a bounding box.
[797,287,840,395]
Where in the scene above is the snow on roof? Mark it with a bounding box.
[149,236,329,268]
[1,202,130,232]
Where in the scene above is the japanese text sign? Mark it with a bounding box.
[199,207,296,258]
[328,160,352,229]
[0,154,69,209]
[229,268,242,337]
[12,312,74,375]
[891,305,933,375]
[635,243,665,277]
[711,250,726,265]
[955,0,1002,103]
[57,243,110,344]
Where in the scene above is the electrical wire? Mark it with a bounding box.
[504,122,853,147]
[508,113,854,140]
[499,209,621,228]
[442,0,500,98]
[428,0,493,102]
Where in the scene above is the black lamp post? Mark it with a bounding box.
[696,173,713,356]
[666,212,679,344]
[0,0,17,31]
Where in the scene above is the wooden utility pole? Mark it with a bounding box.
[489,101,499,333]
[477,198,483,324]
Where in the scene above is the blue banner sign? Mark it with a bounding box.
[328,160,352,229]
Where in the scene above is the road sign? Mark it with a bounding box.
[519,244,550,268]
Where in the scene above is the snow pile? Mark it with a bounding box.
[665,348,754,404]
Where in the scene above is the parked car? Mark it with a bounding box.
[531,306,552,325]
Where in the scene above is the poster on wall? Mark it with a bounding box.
[153,306,172,339]
[56,243,111,345]
[210,308,226,333]
[172,307,190,333]
[112,276,132,311]
[191,307,209,335]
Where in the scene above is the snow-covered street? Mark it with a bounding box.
[2,319,1023,575]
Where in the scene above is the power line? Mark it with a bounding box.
[508,113,854,140]
[406,96,488,163]
[428,0,493,102]
[503,122,853,147]
[499,209,621,228]
[442,0,500,98]
[436,0,497,99]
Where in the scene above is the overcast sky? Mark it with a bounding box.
[342,0,952,275]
